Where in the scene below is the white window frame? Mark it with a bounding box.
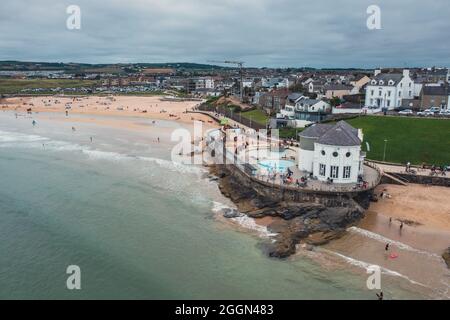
[343,166,351,179]
[330,166,339,179]
[319,164,326,176]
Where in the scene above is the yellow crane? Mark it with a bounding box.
[207,60,245,102]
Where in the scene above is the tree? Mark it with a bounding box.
[289,83,306,93]
[329,96,342,107]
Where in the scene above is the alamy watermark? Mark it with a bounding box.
[66,5,81,30]
[66,265,81,290]
[367,5,381,30]
[366,265,382,290]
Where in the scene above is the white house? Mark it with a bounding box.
[364,69,414,110]
[298,121,365,184]
[276,96,331,128]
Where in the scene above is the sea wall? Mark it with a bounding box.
[227,164,373,209]
[212,164,374,258]
[390,173,450,187]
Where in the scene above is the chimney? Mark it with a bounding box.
[403,69,410,77]
[374,69,381,76]
[358,129,364,143]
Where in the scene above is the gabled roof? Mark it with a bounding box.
[371,73,403,86]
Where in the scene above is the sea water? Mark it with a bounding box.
[0,112,427,299]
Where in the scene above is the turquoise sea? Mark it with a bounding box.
[0,111,427,299]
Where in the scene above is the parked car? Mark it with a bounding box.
[417,110,433,116]
[398,109,413,115]
[429,107,441,114]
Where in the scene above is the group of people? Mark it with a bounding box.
[429,164,447,176]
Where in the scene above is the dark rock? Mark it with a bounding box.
[443,247,450,269]
[222,208,241,219]
[210,164,366,259]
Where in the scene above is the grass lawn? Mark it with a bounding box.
[0,79,99,94]
[240,109,269,125]
[343,116,450,166]
[279,127,303,140]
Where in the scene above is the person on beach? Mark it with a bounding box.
[32,120,36,126]
[72,127,76,132]
[385,243,390,251]
[90,137,93,143]
[400,222,404,230]
[389,217,392,225]
[157,137,160,143]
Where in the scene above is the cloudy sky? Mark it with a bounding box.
[1,0,449,68]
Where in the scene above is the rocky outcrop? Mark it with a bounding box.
[210,165,367,258]
[443,247,450,269]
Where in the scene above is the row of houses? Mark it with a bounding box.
[270,68,450,129]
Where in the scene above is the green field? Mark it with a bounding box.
[240,109,269,125]
[343,116,450,165]
[0,79,99,94]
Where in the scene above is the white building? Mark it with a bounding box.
[364,69,414,110]
[298,121,365,184]
[276,96,331,128]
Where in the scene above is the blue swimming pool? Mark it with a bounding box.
[257,159,295,173]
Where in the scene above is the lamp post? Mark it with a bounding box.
[383,139,388,162]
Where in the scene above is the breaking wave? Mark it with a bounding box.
[0,129,205,176]
[348,227,441,259]
[321,248,428,288]
[212,201,277,239]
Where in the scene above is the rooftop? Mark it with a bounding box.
[299,121,361,146]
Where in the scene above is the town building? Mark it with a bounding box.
[349,74,371,94]
[259,89,290,114]
[323,84,353,99]
[364,69,414,110]
[420,85,450,110]
[298,121,365,184]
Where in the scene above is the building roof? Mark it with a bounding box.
[298,98,321,106]
[299,123,332,138]
[287,92,304,102]
[371,73,403,86]
[422,85,448,96]
[324,84,353,91]
[317,121,360,146]
[299,121,361,146]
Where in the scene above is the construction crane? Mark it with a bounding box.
[207,60,245,102]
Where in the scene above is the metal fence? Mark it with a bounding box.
[198,104,267,130]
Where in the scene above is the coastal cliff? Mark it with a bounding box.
[210,165,372,258]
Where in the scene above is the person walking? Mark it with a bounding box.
[376,291,384,300]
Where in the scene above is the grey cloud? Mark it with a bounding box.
[0,0,449,67]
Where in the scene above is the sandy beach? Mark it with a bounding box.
[0,95,218,129]
[368,184,450,232]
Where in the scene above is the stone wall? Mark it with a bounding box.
[227,164,373,209]
[387,172,450,187]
